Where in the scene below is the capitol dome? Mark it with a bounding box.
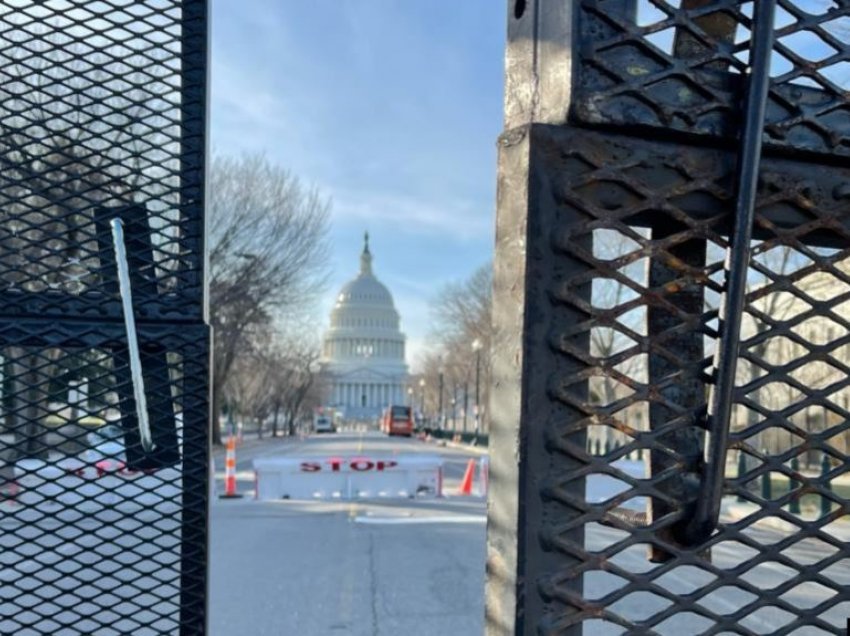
[336,273,393,305]
[320,233,409,419]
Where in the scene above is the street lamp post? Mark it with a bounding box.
[407,386,413,408]
[463,381,469,433]
[452,381,458,430]
[438,368,444,430]
[472,338,482,437]
[418,378,426,424]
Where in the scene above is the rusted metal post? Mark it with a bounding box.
[647,235,706,561]
[487,123,591,636]
[487,3,584,635]
[489,0,850,632]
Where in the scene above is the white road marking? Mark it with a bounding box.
[354,515,486,525]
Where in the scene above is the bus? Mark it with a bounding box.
[381,405,414,437]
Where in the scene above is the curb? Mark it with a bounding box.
[723,503,850,539]
[723,503,800,534]
[423,437,489,456]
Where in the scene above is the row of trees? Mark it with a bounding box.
[415,264,492,433]
[411,237,845,456]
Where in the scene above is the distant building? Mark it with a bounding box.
[320,233,409,419]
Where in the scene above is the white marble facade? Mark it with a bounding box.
[319,234,409,419]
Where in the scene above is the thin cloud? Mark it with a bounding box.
[331,190,492,242]
[211,58,290,136]
[211,1,502,364]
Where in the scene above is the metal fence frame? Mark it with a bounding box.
[0,2,210,634]
[488,1,850,634]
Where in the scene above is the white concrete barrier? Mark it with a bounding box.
[478,456,489,497]
[253,454,443,501]
[8,458,182,521]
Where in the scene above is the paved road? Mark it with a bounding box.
[584,523,849,634]
[4,429,843,634]
[210,431,487,635]
[211,433,850,635]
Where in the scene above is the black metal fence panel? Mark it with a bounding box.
[0,324,209,636]
[0,2,209,635]
[0,0,207,321]
[517,124,850,633]
[574,0,850,158]
[489,1,850,634]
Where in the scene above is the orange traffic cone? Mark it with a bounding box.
[458,458,476,496]
[220,435,243,499]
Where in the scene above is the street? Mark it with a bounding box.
[210,431,487,636]
[210,432,850,635]
[2,430,847,634]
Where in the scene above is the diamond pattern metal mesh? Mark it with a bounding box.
[0,0,206,321]
[0,325,208,636]
[525,124,850,634]
[0,1,209,635]
[575,0,850,158]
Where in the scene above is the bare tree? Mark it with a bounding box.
[223,348,273,438]
[209,159,330,443]
[586,230,652,449]
[745,245,850,465]
[739,244,813,459]
[279,350,323,436]
[228,331,323,438]
[421,264,493,431]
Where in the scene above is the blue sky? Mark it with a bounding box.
[210,1,505,368]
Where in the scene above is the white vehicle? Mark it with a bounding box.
[313,415,335,434]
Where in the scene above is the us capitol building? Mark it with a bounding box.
[319,233,409,419]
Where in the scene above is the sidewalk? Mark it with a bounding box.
[722,499,850,540]
[418,433,489,456]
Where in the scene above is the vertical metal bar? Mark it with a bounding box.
[463,382,469,433]
[490,2,579,633]
[179,327,211,636]
[486,128,531,636]
[684,0,778,545]
[179,2,210,633]
[111,218,155,454]
[438,371,444,427]
[180,0,211,323]
[475,346,481,434]
[96,206,181,469]
[486,126,588,636]
[530,129,589,636]
[503,0,574,131]
[644,6,735,551]
[647,234,706,562]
